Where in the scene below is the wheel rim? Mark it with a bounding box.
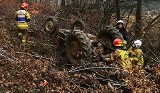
[70,41,81,58]
[45,21,53,31]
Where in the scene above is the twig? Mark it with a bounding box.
[143,53,160,63]
[0,49,19,61]
[0,54,13,62]
[144,34,159,58]
[69,66,119,73]
[107,82,115,92]
[143,45,160,62]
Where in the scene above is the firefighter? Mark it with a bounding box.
[128,40,144,70]
[116,20,128,42]
[104,38,132,71]
[123,40,127,50]
[16,2,30,45]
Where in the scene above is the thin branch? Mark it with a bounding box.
[69,66,119,73]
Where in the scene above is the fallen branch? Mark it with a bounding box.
[69,66,119,73]
[0,54,14,62]
[0,48,19,62]
[15,52,54,62]
[107,82,115,92]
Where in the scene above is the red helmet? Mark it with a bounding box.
[21,2,28,10]
[113,38,123,47]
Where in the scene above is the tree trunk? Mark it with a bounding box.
[135,0,142,37]
[101,1,115,28]
[115,0,120,20]
[61,0,65,6]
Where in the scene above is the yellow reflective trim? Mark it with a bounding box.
[17,23,29,29]
[22,40,26,43]
[18,32,22,36]
[25,11,30,19]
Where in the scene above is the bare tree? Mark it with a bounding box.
[101,0,116,28]
[61,0,65,6]
[115,0,120,20]
[135,0,142,37]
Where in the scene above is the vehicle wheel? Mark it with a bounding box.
[65,32,92,65]
[98,26,123,42]
[98,27,120,53]
[44,16,58,34]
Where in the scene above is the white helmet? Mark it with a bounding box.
[117,20,124,24]
[132,40,142,48]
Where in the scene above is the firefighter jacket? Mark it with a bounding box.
[128,47,144,69]
[16,9,30,29]
[105,49,132,71]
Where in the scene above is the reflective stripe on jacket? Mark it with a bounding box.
[128,47,144,67]
[17,10,26,22]
[16,10,30,29]
[105,49,132,70]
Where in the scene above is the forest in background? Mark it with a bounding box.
[0,0,159,92]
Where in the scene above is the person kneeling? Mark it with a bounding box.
[104,38,132,72]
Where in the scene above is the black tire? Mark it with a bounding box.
[71,20,85,31]
[65,31,92,65]
[98,27,123,53]
[98,27,123,41]
[44,16,58,34]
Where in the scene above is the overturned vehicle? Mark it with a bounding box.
[44,17,124,65]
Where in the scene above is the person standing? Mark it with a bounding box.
[16,2,30,45]
[116,20,128,42]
